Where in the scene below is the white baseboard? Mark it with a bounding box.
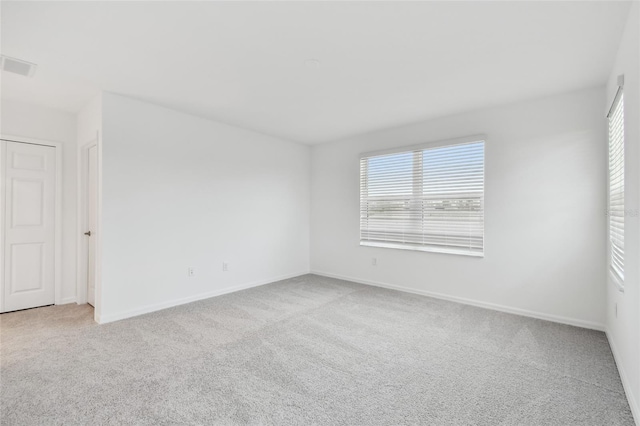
[606,331,640,425]
[56,297,77,305]
[96,271,309,324]
[311,270,606,332]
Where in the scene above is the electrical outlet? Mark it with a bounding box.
[188,267,195,277]
[223,261,229,272]
[372,257,377,266]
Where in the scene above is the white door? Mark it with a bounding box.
[86,144,97,307]
[2,141,56,313]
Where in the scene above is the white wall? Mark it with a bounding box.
[0,99,78,304]
[77,95,102,151]
[311,87,607,330]
[606,2,640,421]
[99,93,310,323]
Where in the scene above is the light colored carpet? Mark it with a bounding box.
[0,274,634,425]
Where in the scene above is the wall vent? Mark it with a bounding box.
[1,55,37,77]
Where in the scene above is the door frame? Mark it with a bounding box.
[76,139,98,306]
[0,135,63,310]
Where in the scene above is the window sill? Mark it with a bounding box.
[360,241,484,258]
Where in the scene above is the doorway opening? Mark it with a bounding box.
[78,140,98,309]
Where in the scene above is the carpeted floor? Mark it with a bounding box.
[0,274,634,425]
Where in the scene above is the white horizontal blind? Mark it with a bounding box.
[360,140,484,256]
[609,92,624,284]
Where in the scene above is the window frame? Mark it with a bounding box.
[607,86,625,292]
[359,134,486,258]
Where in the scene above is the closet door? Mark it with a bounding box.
[2,141,56,313]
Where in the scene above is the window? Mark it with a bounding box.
[360,138,484,257]
[608,90,624,288]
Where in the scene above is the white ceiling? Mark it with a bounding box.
[1,1,631,144]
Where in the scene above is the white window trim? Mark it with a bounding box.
[361,241,485,257]
[607,78,624,293]
[607,83,626,293]
[360,134,486,258]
